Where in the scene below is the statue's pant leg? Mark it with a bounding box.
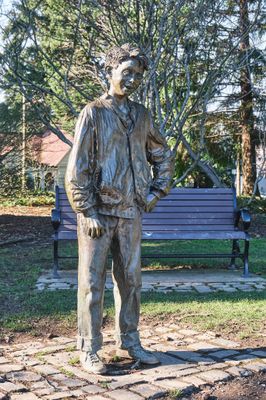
[111,210,142,349]
[76,213,117,353]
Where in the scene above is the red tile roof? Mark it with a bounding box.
[31,131,73,167]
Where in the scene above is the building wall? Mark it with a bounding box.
[56,152,70,187]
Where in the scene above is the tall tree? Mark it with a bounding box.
[0,0,264,190]
[239,0,257,195]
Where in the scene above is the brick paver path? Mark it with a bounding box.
[36,270,266,293]
[1,324,266,399]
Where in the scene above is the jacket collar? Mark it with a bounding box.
[100,93,138,133]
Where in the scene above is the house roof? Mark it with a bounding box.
[31,131,73,167]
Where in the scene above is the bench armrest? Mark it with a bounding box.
[235,208,251,232]
[51,208,61,231]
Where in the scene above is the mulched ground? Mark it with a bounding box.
[0,206,53,245]
[183,372,266,400]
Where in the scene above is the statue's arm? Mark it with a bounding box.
[65,105,97,216]
[146,113,175,200]
[65,106,104,238]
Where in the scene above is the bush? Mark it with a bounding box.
[237,196,266,214]
[0,190,55,206]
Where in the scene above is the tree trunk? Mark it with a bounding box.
[239,0,256,195]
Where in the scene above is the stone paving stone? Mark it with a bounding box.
[174,368,201,378]
[69,389,85,397]
[154,351,195,368]
[244,362,266,372]
[208,338,240,348]
[130,383,167,399]
[11,345,67,358]
[108,374,147,390]
[155,379,194,392]
[167,350,214,364]
[43,391,76,400]
[81,384,106,394]
[0,392,8,400]
[0,381,27,393]
[0,365,25,374]
[182,375,207,387]
[34,388,54,396]
[224,359,242,366]
[54,365,99,384]
[107,388,143,400]
[51,337,76,345]
[32,364,61,375]
[178,329,199,336]
[0,359,9,365]
[87,396,110,400]
[54,377,86,388]
[209,349,239,359]
[193,285,214,293]
[10,393,39,400]
[193,333,216,341]
[150,343,180,352]
[17,359,40,368]
[217,287,238,292]
[41,353,73,366]
[199,362,227,371]
[197,369,231,383]
[31,381,50,390]
[6,371,42,382]
[188,342,218,352]
[226,366,252,377]
[154,326,171,334]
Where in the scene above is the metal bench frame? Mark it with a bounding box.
[51,186,251,278]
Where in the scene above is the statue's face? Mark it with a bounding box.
[108,58,144,97]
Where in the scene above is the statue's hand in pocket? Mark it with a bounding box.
[145,193,159,212]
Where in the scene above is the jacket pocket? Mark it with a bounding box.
[98,181,123,206]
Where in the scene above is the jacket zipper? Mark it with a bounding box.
[125,128,137,194]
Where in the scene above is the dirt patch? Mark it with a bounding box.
[181,372,266,400]
[0,205,53,244]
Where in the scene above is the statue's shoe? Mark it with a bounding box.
[80,351,107,374]
[117,345,160,365]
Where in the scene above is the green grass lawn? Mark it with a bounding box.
[0,239,265,343]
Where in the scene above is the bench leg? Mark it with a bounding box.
[53,239,60,278]
[228,240,239,270]
[243,239,250,278]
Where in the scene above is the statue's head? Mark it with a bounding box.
[105,44,148,97]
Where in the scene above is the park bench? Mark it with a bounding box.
[51,186,251,278]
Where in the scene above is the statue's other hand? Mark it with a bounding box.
[145,193,159,213]
[84,215,104,238]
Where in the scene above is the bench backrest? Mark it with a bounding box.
[55,186,236,240]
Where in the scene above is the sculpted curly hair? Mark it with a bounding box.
[105,43,149,72]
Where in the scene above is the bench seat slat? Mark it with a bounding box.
[58,193,234,201]
[142,231,246,240]
[60,211,235,220]
[56,231,246,241]
[60,217,234,226]
[58,224,237,232]
[58,187,233,194]
[58,204,234,213]
[143,225,236,231]
[59,200,233,207]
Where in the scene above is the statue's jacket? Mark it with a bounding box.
[65,94,174,219]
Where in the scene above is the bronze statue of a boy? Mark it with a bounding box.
[65,44,174,374]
